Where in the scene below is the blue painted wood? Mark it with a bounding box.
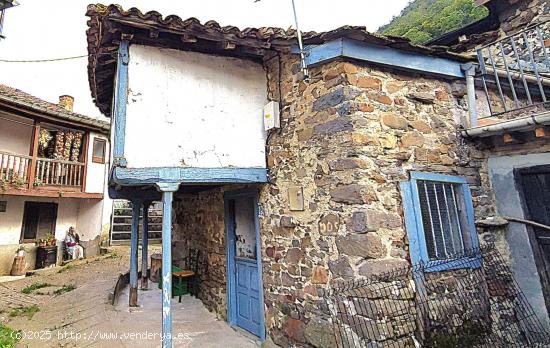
[403,172,481,272]
[400,181,422,266]
[141,201,150,289]
[225,191,265,340]
[129,199,140,306]
[159,188,176,348]
[410,171,468,184]
[108,186,162,201]
[112,167,268,186]
[112,39,130,167]
[300,38,465,79]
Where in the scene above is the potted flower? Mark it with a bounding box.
[36,238,46,247]
[46,233,56,246]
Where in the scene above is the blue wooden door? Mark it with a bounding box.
[226,194,264,338]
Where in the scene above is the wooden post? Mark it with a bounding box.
[27,122,40,189]
[157,183,179,348]
[129,199,141,307]
[141,201,151,290]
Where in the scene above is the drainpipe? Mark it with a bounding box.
[462,111,550,137]
[462,63,477,128]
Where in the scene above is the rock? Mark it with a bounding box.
[285,318,306,342]
[381,113,408,130]
[475,216,509,228]
[358,259,409,278]
[357,76,382,90]
[330,184,368,204]
[311,266,329,284]
[280,216,296,228]
[313,118,353,135]
[312,86,361,112]
[409,91,435,104]
[380,134,397,149]
[411,120,432,133]
[285,248,305,263]
[365,209,402,230]
[304,318,337,348]
[401,131,425,148]
[328,256,354,278]
[349,211,369,233]
[336,233,386,258]
[329,158,365,171]
[319,214,340,235]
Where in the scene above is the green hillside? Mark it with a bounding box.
[378,0,489,44]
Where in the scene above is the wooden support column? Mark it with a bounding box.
[129,199,141,307]
[112,37,131,167]
[141,201,151,290]
[157,183,179,348]
[27,122,40,189]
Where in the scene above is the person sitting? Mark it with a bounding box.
[65,227,84,260]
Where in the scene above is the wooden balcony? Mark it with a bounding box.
[0,151,100,198]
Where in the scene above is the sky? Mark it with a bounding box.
[0,0,410,119]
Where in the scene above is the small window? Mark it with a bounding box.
[21,202,58,242]
[400,172,479,270]
[92,138,106,164]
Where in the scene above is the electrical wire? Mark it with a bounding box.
[0,54,88,63]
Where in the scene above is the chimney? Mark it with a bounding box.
[58,95,74,112]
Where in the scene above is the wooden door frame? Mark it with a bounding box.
[224,189,266,341]
[514,164,550,315]
[20,201,59,243]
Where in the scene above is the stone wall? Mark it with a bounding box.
[172,189,228,319]
[257,50,550,346]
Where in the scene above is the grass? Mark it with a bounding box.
[21,282,52,294]
[0,324,20,348]
[106,251,120,259]
[9,305,40,320]
[53,284,76,296]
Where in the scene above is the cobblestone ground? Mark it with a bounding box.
[1,246,256,347]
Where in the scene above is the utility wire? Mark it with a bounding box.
[0,54,88,63]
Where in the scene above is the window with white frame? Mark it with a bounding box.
[401,172,479,268]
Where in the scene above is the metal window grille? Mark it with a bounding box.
[416,180,471,260]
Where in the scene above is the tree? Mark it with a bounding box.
[378,0,488,44]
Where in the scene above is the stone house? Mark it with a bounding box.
[0,85,111,275]
[85,3,549,347]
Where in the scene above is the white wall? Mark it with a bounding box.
[0,113,33,155]
[85,132,110,194]
[125,45,267,168]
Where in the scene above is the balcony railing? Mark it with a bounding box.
[0,151,85,190]
[476,20,550,120]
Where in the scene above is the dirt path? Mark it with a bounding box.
[1,247,257,348]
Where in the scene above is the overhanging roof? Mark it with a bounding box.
[86,4,470,117]
[0,84,109,132]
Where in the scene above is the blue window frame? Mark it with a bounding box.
[400,171,480,271]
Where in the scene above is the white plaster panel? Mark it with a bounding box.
[85,132,109,194]
[0,113,33,155]
[125,45,267,168]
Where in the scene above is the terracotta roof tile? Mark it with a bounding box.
[0,84,109,132]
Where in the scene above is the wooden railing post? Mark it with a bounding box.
[27,122,40,189]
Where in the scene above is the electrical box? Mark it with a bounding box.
[263,101,280,131]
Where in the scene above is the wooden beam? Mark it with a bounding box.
[141,201,151,290]
[535,127,550,138]
[218,41,236,50]
[180,34,197,43]
[503,133,516,143]
[0,188,103,199]
[149,28,159,39]
[111,167,268,186]
[129,199,141,307]
[113,39,130,167]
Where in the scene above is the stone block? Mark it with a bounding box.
[357,76,382,90]
[330,184,368,204]
[313,118,353,135]
[364,209,402,230]
[336,233,386,259]
[328,256,354,278]
[319,214,340,235]
[358,259,409,278]
[304,318,337,348]
[311,266,329,284]
[409,91,435,104]
[400,131,425,148]
[312,86,361,112]
[381,113,408,130]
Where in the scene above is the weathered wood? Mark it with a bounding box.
[141,201,150,290]
[129,200,141,307]
[535,127,550,138]
[150,253,162,283]
[10,256,26,276]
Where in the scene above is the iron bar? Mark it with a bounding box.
[487,46,508,112]
[510,36,533,104]
[523,31,547,102]
[499,42,520,108]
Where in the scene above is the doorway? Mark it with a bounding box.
[516,165,550,315]
[21,202,58,242]
[225,190,265,340]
